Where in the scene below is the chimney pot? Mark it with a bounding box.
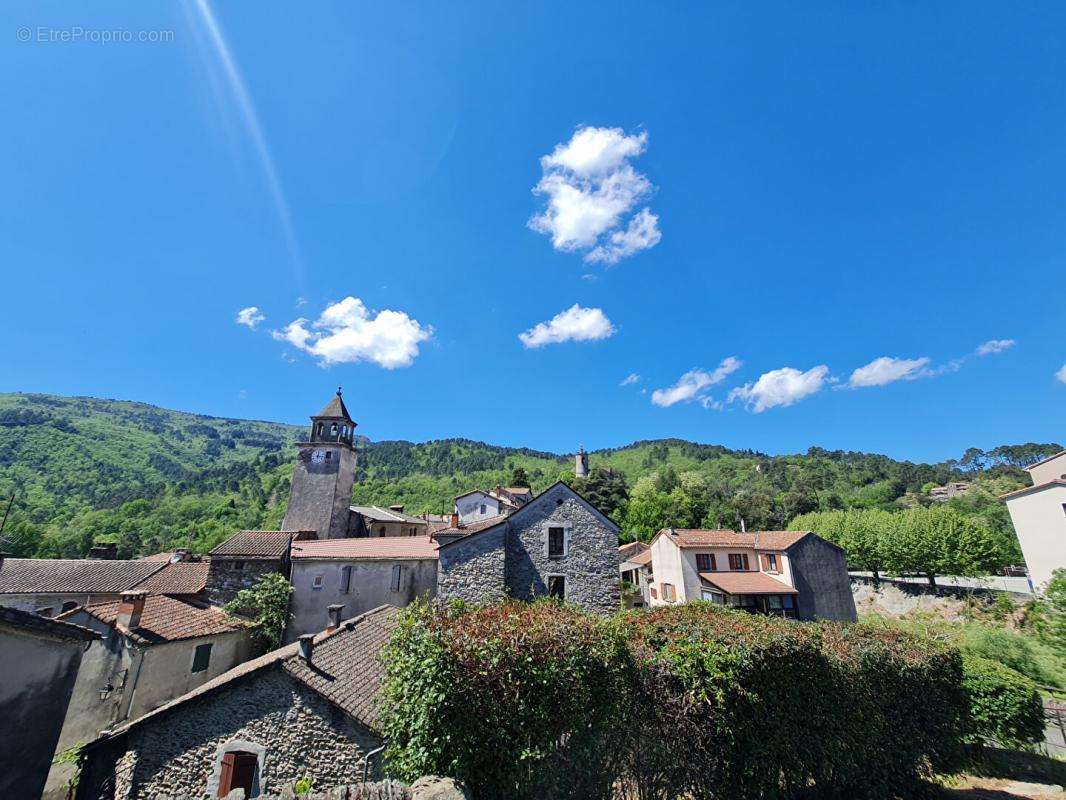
[298,634,315,663]
[388,504,404,513]
[327,604,344,631]
[450,512,459,529]
[117,591,147,631]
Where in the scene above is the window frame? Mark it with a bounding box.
[728,553,750,571]
[340,565,353,594]
[546,574,566,600]
[661,582,676,602]
[191,642,213,674]
[696,553,716,572]
[312,574,324,590]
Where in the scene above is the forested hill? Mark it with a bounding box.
[0,392,1059,560]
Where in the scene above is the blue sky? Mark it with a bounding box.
[3,2,1065,462]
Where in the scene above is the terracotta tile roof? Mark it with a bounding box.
[698,571,798,595]
[61,595,246,645]
[136,552,178,563]
[131,562,209,595]
[208,530,303,558]
[504,487,532,496]
[291,536,438,561]
[618,541,649,561]
[283,605,402,730]
[661,529,810,551]
[0,559,166,595]
[628,549,653,567]
[101,605,399,740]
[0,604,101,642]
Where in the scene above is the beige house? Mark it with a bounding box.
[454,486,532,525]
[646,528,856,621]
[619,541,652,608]
[1002,450,1066,590]
[348,505,431,537]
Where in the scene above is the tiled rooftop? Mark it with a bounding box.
[0,604,101,641]
[662,529,811,551]
[131,562,209,595]
[208,530,306,558]
[698,571,798,596]
[61,595,246,645]
[291,536,438,561]
[0,559,166,594]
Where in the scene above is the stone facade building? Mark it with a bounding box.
[437,482,620,613]
[204,529,313,605]
[77,606,400,800]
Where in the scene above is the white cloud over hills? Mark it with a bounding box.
[729,365,829,413]
[651,358,742,408]
[529,126,661,266]
[235,306,265,330]
[848,356,931,388]
[518,305,616,349]
[272,296,432,369]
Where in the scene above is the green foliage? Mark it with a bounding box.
[51,742,85,792]
[790,506,1015,584]
[223,572,292,653]
[293,773,314,795]
[381,601,969,800]
[959,625,1060,687]
[508,465,531,489]
[961,656,1045,748]
[1028,568,1066,650]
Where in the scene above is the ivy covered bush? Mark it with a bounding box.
[961,655,1045,749]
[380,601,970,800]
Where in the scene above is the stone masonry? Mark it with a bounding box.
[205,559,282,606]
[99,669,379,800]
[437,482,619,614]
[436,527,507,606]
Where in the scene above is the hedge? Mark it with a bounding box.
[961,655,1045,749]
[380,601,969,800]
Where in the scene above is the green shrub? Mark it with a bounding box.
[380,600,632,800]
[961,656,1045,749]
[223,572,292,653]
[382,601,969,800]
[960,625,1057,687]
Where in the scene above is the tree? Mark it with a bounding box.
[224,572,293,653]
[508,466,531,489]
[578,468,629,519]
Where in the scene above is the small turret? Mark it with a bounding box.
[307,387,356,447]
[575,445,589,478]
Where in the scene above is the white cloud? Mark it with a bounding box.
[272,296,432,369]
[1056,364,1066,384]
[518,305,616,349]
[976,339,1016,356]
[651,358,742,408]
[729,365,829,413]
[529,126,661,265]
[848,356,931,388]
[235,306,265,330]
[620,373,641,386]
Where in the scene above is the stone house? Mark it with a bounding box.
[349,505,431,537]
[437,481,620,613]
[48,593,250,797]
[76,605,400,800]
[204,529,314,605]
[454,486,531,526]
[286,536,439,640]
[0,605,101,800]
[647,529,857,621]
[0,555,208,616]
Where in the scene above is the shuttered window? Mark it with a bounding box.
[391,564,403,592]
[728,553,750,571]
[696,553,716,571]
[192,643,212,673]
[548,527,566,558]
[340,565,353,594]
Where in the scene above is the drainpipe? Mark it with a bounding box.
[123,645,146,722]
[362,740,388,783]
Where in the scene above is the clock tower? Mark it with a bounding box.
[282,388,357,540]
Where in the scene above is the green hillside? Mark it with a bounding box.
[0,392,1056,563]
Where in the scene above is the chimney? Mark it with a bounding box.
[739,518,747,533]
[327,604,344,631]
[88,542,118,560]
[298,634,315,664]
[388,504,404,514]
[116,591,147,631]
[450,512,459,529]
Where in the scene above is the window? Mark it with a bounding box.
[782,595,794,609]
[312,574,324,590]
[316,423,323,436]
[192,643,213,673]
[661,583,676,601]
[763,554,778,572]
[548,527,565,558]
[217,751,258,798]
[650,586,658,599]
[325,451,332,461]
[391,564,403,592]
[547,575,566,599]
[696,553,716,571]
[728,553,750,571]
[479,503,487,514]
[701,589,725,604]
[340,565,352,594]
[330,423,338,435]
[232,561,245,571]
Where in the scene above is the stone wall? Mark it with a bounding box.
[91,667,380,800]
[436,526,507,605]
[505,484,619,614]
[206,558,283,605]
[282,445,356,540]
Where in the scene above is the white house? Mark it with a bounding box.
[1002,450,1066,591]
[454,486,531,525]
[646,528,856,621]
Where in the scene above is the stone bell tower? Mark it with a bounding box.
[575,445,589,479]
[282,388,357,540]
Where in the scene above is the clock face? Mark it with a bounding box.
[311,449,326,464]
